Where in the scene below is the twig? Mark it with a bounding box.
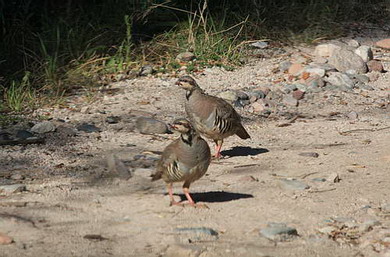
[309,188,336,193]
[0,137,45,146]
[340,126,390,135]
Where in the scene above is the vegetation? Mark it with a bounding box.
[0,0,389,113]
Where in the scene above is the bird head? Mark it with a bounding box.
[169,118,193,134]
[175,76,199,91]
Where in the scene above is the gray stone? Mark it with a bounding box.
[280,179,310,190]
[285,84,297,91]
[31,121,56,134]
[260,223,298,241]
[56,126,77,136]
[325,72,355,88]
[282,94,298,107]
[106,154,131,179]
[367,60,384,72]
[304,67,326,77]
[346,111,358,120]
[327,172,340,183]
[355,74,370,84]
[77,123,101,133]
[176,227,218,243]
[0,184,26,194]
[135,117,168,134]
[176,52,196,62]
[139,65,154,76]
[299,152,319,158]
[217,91,238,103]
[312,178,326,182]
[318,226,337,234]
[354,45,373,62]
[106,116,121,124]
[251,41,269,49]
[346,39,360,48]
[381,203,390,213]
[16,130,33,139]
[251,90,267,99]
[236,91,249,100]
[328,48,367,73]
[305,76,325,89]
[279,61,292,73]
[11,174,24,180]
[251,102,265,113]
[295,83,307,92]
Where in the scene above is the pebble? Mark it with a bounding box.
[288,63,304,76]
[175,227,218,243]
[367,71,380,82]
[292,90,305,100]
[16,130,34,139]
[251,41,269,49]
[304,67,326,77]
[106,116,121,124]
[106,154,131,179]
[367,60,384,72]
[135,117,168,134]
[236,91,249,100]
[0,232,13,245]
[10,174,24,180]
[251,102,265,113]
[312,178,326,182]
[0,184,26,194]
[318,226,337,234]
[299,152,319,158]
[217,91,238,103]
[282,94,298,107]
[30,121,56,134]
[327,172,340,183]
[375,38,390,49]
[280,179,310,190]
[139,65,154,76]
[346,39,360,48]
[176,52,196,62]
[346,111,359,120]
[56,126,77,136]
[80,106,90,114]
[305,76,325,88]
[355,74,370,84]
[295,83,307,92]
[381,203,390,213]
[259,223,298,241]
[325,72,355,89]
[354,45,373,62]
[279,61,292,72]
[328,48,367,73]
[76,123,101,133]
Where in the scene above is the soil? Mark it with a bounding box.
[1,36,390,257]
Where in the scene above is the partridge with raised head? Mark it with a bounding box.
[176,76,250,158]
[151,118,211,207]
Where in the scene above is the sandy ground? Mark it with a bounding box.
[1,39,390,257]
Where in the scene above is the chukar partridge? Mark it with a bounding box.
[151,118,211,207]
[176,76,250,158]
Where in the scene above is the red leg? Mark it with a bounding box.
[183,187,208,209]
[167,183,181,206]
[213,140,223,159]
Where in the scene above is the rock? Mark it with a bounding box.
[30,121,56,134]
[327,172,340,183]
[76,123,101,133]
[0,184,26,194]
[325,72,355,89]
[358,83,374,91]
[359,220,381,232]
[106,154,131,179]
[313,56,328,64]
[381,203,390,213]
[279,61,292,73]
[136,117,168,134]
[106,116,121,124]
[280,179,310,190]
[251,41,269,49]
[367,60,384,72]
[139,65,154,76]
[312,178,326,182]
[236,91,249,100]
[288,63,304,76]
[10,174,24,180]
[0,232,13,245]
[355,74,370,84]
[176,52,196,62]
[80,106,90,114]
[282,94,298,107]
[346,39,360,48]
[56,126,77,136]
[346,111,358,120]
[304,67,326,77]
[251,90,267,99]
[314,43,342,57]
[354,46,373,62]
[16,130,34,139]
[299,152,319,158]
[367,71,381,82]
[251,102,266,113]
[305,75,325,88]
[318,226,337,234]
[175,227,218,243]
[328,48,367,73]
[295,83,308,92]
[375,38,390,49]
[259,223,298,241]
[292,90,305,100]
[217,91,238,103]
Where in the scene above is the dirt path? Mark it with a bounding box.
[1,41,390,257]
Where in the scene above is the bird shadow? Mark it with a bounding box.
[177,191,254,203]
[221,146,269,157]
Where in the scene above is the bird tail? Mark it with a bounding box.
[236,124,250,139]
